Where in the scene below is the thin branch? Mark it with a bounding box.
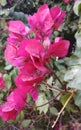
[27,92,61,108]
[52,91,74,128]
[43,81,65,93]
[36,93,61,108]
[50,69,66,90]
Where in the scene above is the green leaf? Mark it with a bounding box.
[64,66,81,90]
[0,19,6,28]
[78,3,81,16]
[3,74,11,89]
[64,68,78,81]
[22,120,31,128]
[9,11,28,24]
[0,9,10,16]
[0,0,7,6]
[50,107,58,116]
[10,68,18,79]
[61,93,71,107]
[35,93,49,114]
[75,32,81,47]
[61,93,77,113]
[4,64,12,70]
[74,90,81,107]
[0,118,4,128]
[73,0,81,16]
[16,111,24,121]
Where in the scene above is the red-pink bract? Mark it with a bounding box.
[47,37,70,58]
[15,76,39,101]
[0,77,5,89]
[4,44,17,64]
[29,87,39,101]
[25,39,48,72]
[0,102,18,121]
[0,87,28,121]
[15,71,44,86]
[50,6,66,30]
[28,4,66,39]
[7,88,26,110]
[28,4,53,39]
[8,20,28,36]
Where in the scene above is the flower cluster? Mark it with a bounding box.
[0,4,70,121]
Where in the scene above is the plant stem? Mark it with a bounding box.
[50,69,66,90]
[43,81,65,93]
[52,91,74,128]
[27,92,61,108]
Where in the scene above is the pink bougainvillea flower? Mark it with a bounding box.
[0,102,18,121]
[17,40,30,57]
[25,39,48,72]
[15,75,39,101]
[25,39,45,57]
[15,67,44,86]
[0,77,5,89]
[0,87,27,121]
[6,20,31,50]
[4,44,17,64]
[0,88,26,121]
[8,20,30,36]
[2,2,70,121]
[12,40,30,67]
[28,4,65,39]
[16,59,48,88]
[47,37,70,58]
[7,88,26,110]
[5,44,27,67]
[7,33,23,45]
[7,29,26,47]
[4,44,25,67]
[28,4,53,39]
[50,6,66,30]
[19,61,37,76]
[0,85,38,121]
[29,86,39,101]
[5,37,29,67]
[8,26,30,44]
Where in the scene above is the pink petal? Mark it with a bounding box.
[5,44,17,64]
[8,20,27,36]
[2,102,15,112]
[0,77,5,89]
[29,87,39,101]
[25,39,45,56]
[47,37,70,58]
[50,6,61,21]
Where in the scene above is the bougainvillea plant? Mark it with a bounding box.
[0,3,70,123]
[1,0,81,129]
